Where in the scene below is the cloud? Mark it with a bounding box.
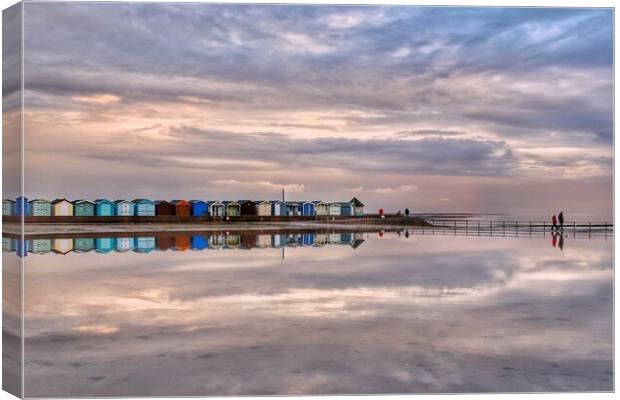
[210,179,305,193]
[371,185,417,194]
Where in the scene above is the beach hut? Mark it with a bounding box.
[133,199,155,216]
[156,236,174,251]
[190,200,209,217]
[302,201,316,216]
[328,202,341,216]
[271,201,288,216]
[2,199,15,216]
[95,199,115,216]
[239,200,256,216]
[339,202,353,216]
[16,196,30,216]
[51,199,73,216]
[95,238,115,253]
[155,200,174,216]
[2,237,15,252]
[171,200,191,216]
[208,234,224,249]
[135,237,156,253]
[240,234,255,249]
[29,199,51,216]
[351,197,365,216]
[31,239,51,254]
[328,233,341,244]
[223,201,240,216]
[191,235,209,250]
[73,200,95,216]
[52,238,73,255]
[301,233,315,246]
[74,238,95,253]
[271,234,286,248]
[208,201,224,217]
[174,235,190,251]
[225,234,240,248]
[287,202,301,216]
[16,239,29,258]
[255,201,272,216]
[314,233,328,246]
[114,200,135,216]
[314,201,328,216]
[116,237,135,252]
[256,234,271,248]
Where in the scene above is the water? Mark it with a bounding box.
[4,230,613,396]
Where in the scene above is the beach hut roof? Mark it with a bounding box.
[51,198,71,204]
[207,200,223,205]
[286,201,301,206]
[311,200,324,205]
[132,198,154,204]
[94,198,113,203]
[255,200,271,205]
[222,200,239,206]
[154,200,171,205]
[350,197,365,207]
[170,200,190,206]
[29,199,49,203]
[270,200,286,204]
[338,201,352,206]
[114,199,134,204]
[189,200,207,204]
[4,199,15,203]
[73,199,95,205]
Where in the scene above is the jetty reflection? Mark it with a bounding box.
[3,232,366,257]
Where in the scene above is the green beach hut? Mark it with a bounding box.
[30,199,52,216]
[74,238,95,253]
[74,200,95,216]
[2,199,15,216]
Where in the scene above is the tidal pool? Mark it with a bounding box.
[6,230,613,396]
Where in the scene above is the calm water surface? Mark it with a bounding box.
[11,231,613,396]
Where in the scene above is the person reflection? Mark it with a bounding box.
[552,232,558,248]
[558,234,564,251]
[405,230,409,238]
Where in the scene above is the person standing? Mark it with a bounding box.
[552,214,558,231]
[405,208,410,217]
[558,211,564,230]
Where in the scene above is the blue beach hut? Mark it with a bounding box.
[190,200,209,217]
[191,235,209,250]
[302,233,315,246]
[271,201,288,216]
[302,201,316,216]
[339,202,353,216]
[95,199,115,216]
[133,199,155,216]
[135,237,156,253]
[15,196,30,216]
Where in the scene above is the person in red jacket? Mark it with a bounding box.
[552,214,558,231]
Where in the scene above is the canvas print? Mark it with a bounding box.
[2,1,614,397]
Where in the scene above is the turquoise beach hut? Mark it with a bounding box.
[133,199,155,216]
[190,200,209,217]
[95,199,115,216]
[95,237,115,253]
[31,239,51,254]
[2,199,15,216]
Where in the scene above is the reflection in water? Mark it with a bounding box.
[10,231,613,396]
[3,232,366,257]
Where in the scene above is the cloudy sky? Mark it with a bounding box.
[16,3,613,218]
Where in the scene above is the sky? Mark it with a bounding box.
[10,3,614,218]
